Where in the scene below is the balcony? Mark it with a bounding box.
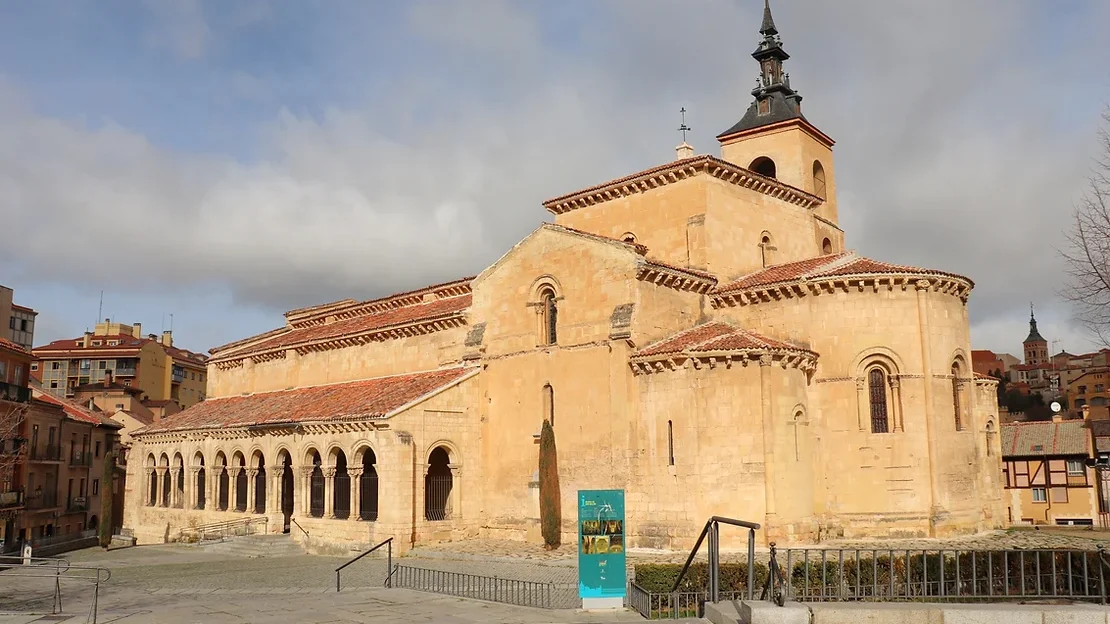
[114,366,137,377]
[0,489,24,510]
[0,381,31,403]
[171,368,185,384]
[68,452,92,467]
[25,491,59,510]
[29,445,62,462]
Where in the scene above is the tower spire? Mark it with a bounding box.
[759,0,778,36]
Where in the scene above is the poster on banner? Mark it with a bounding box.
[577,489,626,606]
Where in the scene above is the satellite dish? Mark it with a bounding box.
[1050,401,1062,413]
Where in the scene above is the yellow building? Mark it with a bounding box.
[123,3,1006,551]
[34,319,208,409]
[1001,417,1098,526]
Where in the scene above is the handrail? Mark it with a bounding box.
[0,557,110,623]
[671,516,761,604]
[335,537,392,592]
[290,517,309,540]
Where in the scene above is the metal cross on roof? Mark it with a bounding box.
[678,107,691,142]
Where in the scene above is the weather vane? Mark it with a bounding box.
[678,107,691,143]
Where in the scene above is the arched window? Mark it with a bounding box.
[985,421,996,457]
[309,452,324,518]
[425,447,453,521]
[360,449,379,521]
[868,368,889,433]
[952,362,963,431]
[822,237,833,255]
[812,161,827,199]
[620,232,637,244]
[750,157,777,178]
[760,233,775,268]
[540,288,557,345]
[542,384,554,426]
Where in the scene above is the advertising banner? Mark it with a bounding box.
[577,489,626,606]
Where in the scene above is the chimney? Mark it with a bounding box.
[133,323,142,338]
[675,142,694,160]
[104,370,113,388]
[161,330,173,348]
[83,331,92,348]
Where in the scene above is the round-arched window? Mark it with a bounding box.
[749,157,777,179]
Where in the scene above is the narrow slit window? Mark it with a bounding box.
[667,420,674,466]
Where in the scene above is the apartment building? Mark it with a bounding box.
[1002,415,1099,526]
[34,319,208,409]
[0,336,32,548]
[0,285,36,351]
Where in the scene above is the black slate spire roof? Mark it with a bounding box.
[1024,305,1046,344]
[717,0,807,139]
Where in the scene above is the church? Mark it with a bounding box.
[124,3,1006,550]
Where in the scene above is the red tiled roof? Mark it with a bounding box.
[73,381,143,395]
[635,321,811,358]
[116,409,154,426]
[713,252,973,295]
[34,334,207,365]
[142,399,177,408]
[972,350,999,361]
[1002,420,1089,456]
[643,258,718,283]
[136,367,477,434]
[0,336,28,358]
[32,388,121,428]
[214,294,472,361]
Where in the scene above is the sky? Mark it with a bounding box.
[0,0,1108,359]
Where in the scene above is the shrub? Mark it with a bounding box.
[634,562,769,594]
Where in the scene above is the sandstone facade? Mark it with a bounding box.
[123,6,1006,551]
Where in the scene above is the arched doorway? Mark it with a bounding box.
[360,449,379,521]
[253,454,266,514]
[333,450,350,520]
[88,515,99,531]
[425,447,452,521]
[280,452,293,532]
[195,453,206,510]
[234,455,248,512]
[309,452,324,518]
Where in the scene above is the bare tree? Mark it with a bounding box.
[1063,106,1110,345]
[0,401,28,486]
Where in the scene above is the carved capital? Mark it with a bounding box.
[268,465,283,474]
[245,469,259,479]
[889,377,901,390]
[298,466,314,478]
[855,378,866,391]
[323,467,336,479]
[230,467,243,477]
[348,468,364,479]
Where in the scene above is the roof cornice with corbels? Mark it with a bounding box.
[710,275,973,309]
[542,155,822,216]
[209,313,468,367]
[636,262,717,294]
[630,347,818,378]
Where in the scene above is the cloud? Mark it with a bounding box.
[1,0,1108,354]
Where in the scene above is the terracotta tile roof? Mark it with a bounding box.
[0,336,28,358]
[142,399,177,408]
[642,258,718,283]
[972,350,999,361]
[713,252,973,295]
[33,334,206,364]
[214,294,472,361]
[116,409,154,426]
[635,321,810,358]
[31,387,121,428]
[73,381,144,395]
[1002,420,1089,456]
[136,367,477,434]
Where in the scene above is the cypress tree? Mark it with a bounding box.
[99,452,115,549]
[538,419,561,550]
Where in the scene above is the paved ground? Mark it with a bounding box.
[0,545,692,623]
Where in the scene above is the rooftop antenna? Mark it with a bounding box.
[97,291,103,326]
[678,107,691,143]
[170,313,174,332]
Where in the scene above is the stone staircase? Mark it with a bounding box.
[204,533,305,558]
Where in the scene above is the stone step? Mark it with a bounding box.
[203,534,305,558]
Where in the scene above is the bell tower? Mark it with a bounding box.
[717,0,838,225]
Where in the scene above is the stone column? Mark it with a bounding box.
[890,377,904,432]
[914,279,941,531]
[298,467,312,516]
[758,354,777,521]
[348,468,363,521]
[210,468,220,510]
[230,467,243,511]
[855,378,867,431]
[245,469,258,514]
[323,467,336,518]
[447,463,463,521]
[155,467,166,507]
[268,465,283,514]
[189,467,200,509]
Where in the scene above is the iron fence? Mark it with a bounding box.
[769,546,1110,604]
[424,475,452,521]
[334,472,351,519]
[359,473,378,521]
[628,582,746,619]
[392,564,555,609]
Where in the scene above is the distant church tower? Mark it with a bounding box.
[1023,305,1048,365]
[717,0,838,226]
